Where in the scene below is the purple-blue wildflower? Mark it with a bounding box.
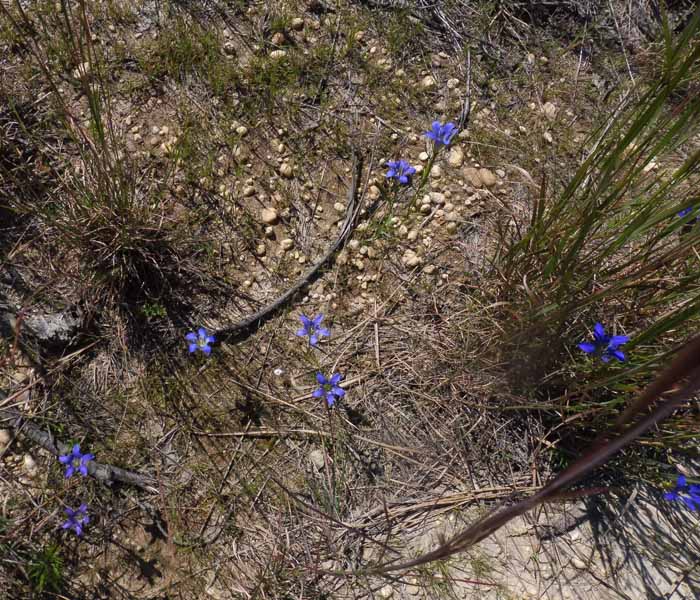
[678,207,694,218]
[58,444,94,478]
[312,372,345,407]
[578,322,629,363]
[385,160,417,186]
[296,314,330,346]
[664,475,700,511]
[424,121,458,147]
[186,327,215,355]
[62,504,89,537]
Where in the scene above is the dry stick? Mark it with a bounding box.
[214,152,364,340]
[373,334,700,573]
[0,402,157,492]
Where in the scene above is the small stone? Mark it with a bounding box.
[279,162,294,178]
[309,449,325,470]
[571,557,586,569]
[291,17,305,31]
[543,131,554,144]
[495,168,506,178]
[478,168,497,188]
[446,78,460,89]
[269,49,287,60]
[255,244,266,256]
[243,185,256,197]
[367,247,378,259]
[420,203,432,214]
[424,265,436,274]
[445,222,458,233]
[429,192,445,205]
[378,585,395,598]
[333,202,345,213]
[398,225,408,237]
[281,238,294,251]
[159,125,169,136]
[418,151,429,162]
[354,31,365,42]
[0,429,11,449]
[407,229,418,241]
[261,207,279,224]
[271,32,285,45]
[542,101,557,120]
[264,226,275,239]
[447,146,464,167]
[402,249,421,268]
[23,454,38,475]
[430,164,442,178]
[421,75,436,89]
[368,185,381,200]
[354,259,365,271]
[236,125,248,136]
[463,166,482,188]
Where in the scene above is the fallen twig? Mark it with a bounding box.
[0,394,157,492]
[214,151,364,341]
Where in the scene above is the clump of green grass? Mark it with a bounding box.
[491,7,700,451]
[27,544,64,595]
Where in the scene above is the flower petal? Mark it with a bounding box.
[330,373,342,385]
[312,387,324,398]
[332,386,345,397]
[609,335,629,347]
[185,332,197,342]
[188,343,198,353]
[65,465,75,478]
[79,464,88,476]
[316,372,327,385]
[317,327,330,338]
[198,327,207,338]
[310,334,319,346]
[59,455,70,464]
[299,314,312,328]
[678,475,687,488]
[201,345,212,356]
[578,342,596,354]
[296,328,308,337]
[326,392,335,407]
[593,323,606,340]
[611,349,626,362]
[664,491,678,501]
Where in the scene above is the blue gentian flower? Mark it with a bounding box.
[58,444,94,478]
[62,504,89,537]
[385,160,417,185]
[578,322,629,363]
[424,121,458,147]
[312,372,345,407]
[664,475,700,510]
[186,327,215,355]
[296,314,330,346]
[678,207,694,218]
